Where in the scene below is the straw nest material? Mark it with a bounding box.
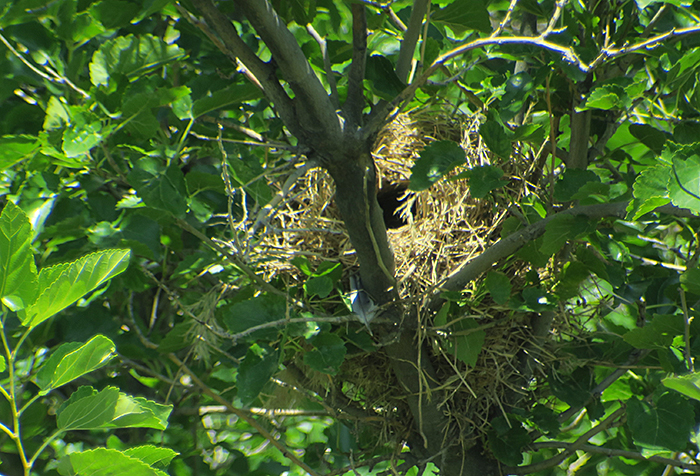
[256,109,555,450]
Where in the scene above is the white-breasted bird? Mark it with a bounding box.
[348,274,378,334]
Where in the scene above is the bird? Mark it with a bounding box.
[348,274,378,335]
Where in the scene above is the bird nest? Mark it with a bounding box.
[254,108,556,453]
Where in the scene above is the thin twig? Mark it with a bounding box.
[306,24,340,109]
[530,442,700,473]
[168,354,322,476]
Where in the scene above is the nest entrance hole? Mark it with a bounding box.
[378,180,414,229]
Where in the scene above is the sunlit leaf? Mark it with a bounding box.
[60,448,168,476]
[0,202,38,311]
[20,249,131,328]
[35,335,116,393]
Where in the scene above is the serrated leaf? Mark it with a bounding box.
[192,83,262,118]
[432,0,492,34]
[0,202,38,311]
[60,448,167,476]
[123,445,178,468]
[663,373,700,402]
[128,164,188,218]
[488,416,530,466]
[623,314,684,349]
[0,135,39,169]
[62,120,102,158]
[365,55,405,101]
[669,155,700,213]
[57,386,172,431]
[409,140,466,191]
[469,165,508,198]
[627,392,694,451]
[579,84,630,110]
[554,169,601,202]
[681,268,700,295]
[89,34,185,87]
[540,214,596,256]
[304,332,347,375]
[629,164,671,219]
[479,121,512,159]
[223,293,286,341]
[485,271,511,305]
[629,123,668,154]
[36,335,116,392]
[20,249,131,328]
[238,348,279,406]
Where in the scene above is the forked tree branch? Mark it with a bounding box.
[233,0,341,144]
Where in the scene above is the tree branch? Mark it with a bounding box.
[306,24,340,109]
[185,0,302,139]
[530,443,700,473]
[233,0,341,145]
[344,3,368,127]
[361,26,700,140]
[506,405,626,474]
[395,0,429,83]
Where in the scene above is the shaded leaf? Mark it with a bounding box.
[469,165,508,198]
[627,392,694,451]
[485,271,511,305]
[304,332,347,375]
[629,164,671,220]
[540,214,597,256]
[365,55,405,101]
[479,121,512,159]
[192,83,262,118]
[623,314,684,349]
[554,169,601,202]
[238,347,279,406]
[409,140,466,191]
[432,0,492,34]
[669,155,700,213]
[629,124,668,154]
[223,293,286,341]
[128,164,188,218]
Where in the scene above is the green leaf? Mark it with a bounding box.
[548,367,595,407]
[123,445,178,469]
[89,34,185,87]
[0,135,39,169]
[185,170,225,196]
[468,165,507,198]
[57,386,172,431]
[579,84,630,110]
[20,249,131,328]
[192,83,263,118]
[663,373,700,402]
[89,0,140,30]
[627,392,694,451]
[479,121,512,159]
[499,72,534,122]
[35,335,116,393]
[488,416,530,466]
[432,0,492,34]
[409,141,466,191]
[289,0,316,24]
[304,332,347,375]
[554,169,601,202]
[629,164,671,220]
[0,201,38,311]
[305,275,333,298]
[238,347,279,406]
[223,293,286,341]
[530,404,559,436]
[365,55,406,101]
[157,322,192,353]
[680,268,700,295]
[485,271,511,305]
[435,305,485,366]
[623,314,684,349]
[0,356,5,373]
[128,163,188,218]
[669,155,700,213]
[60,448,168,476]
[540,214,597,257]
[629,124,668,154]
[62,120,102,158]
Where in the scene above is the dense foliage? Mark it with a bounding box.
[2,0,700,475]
